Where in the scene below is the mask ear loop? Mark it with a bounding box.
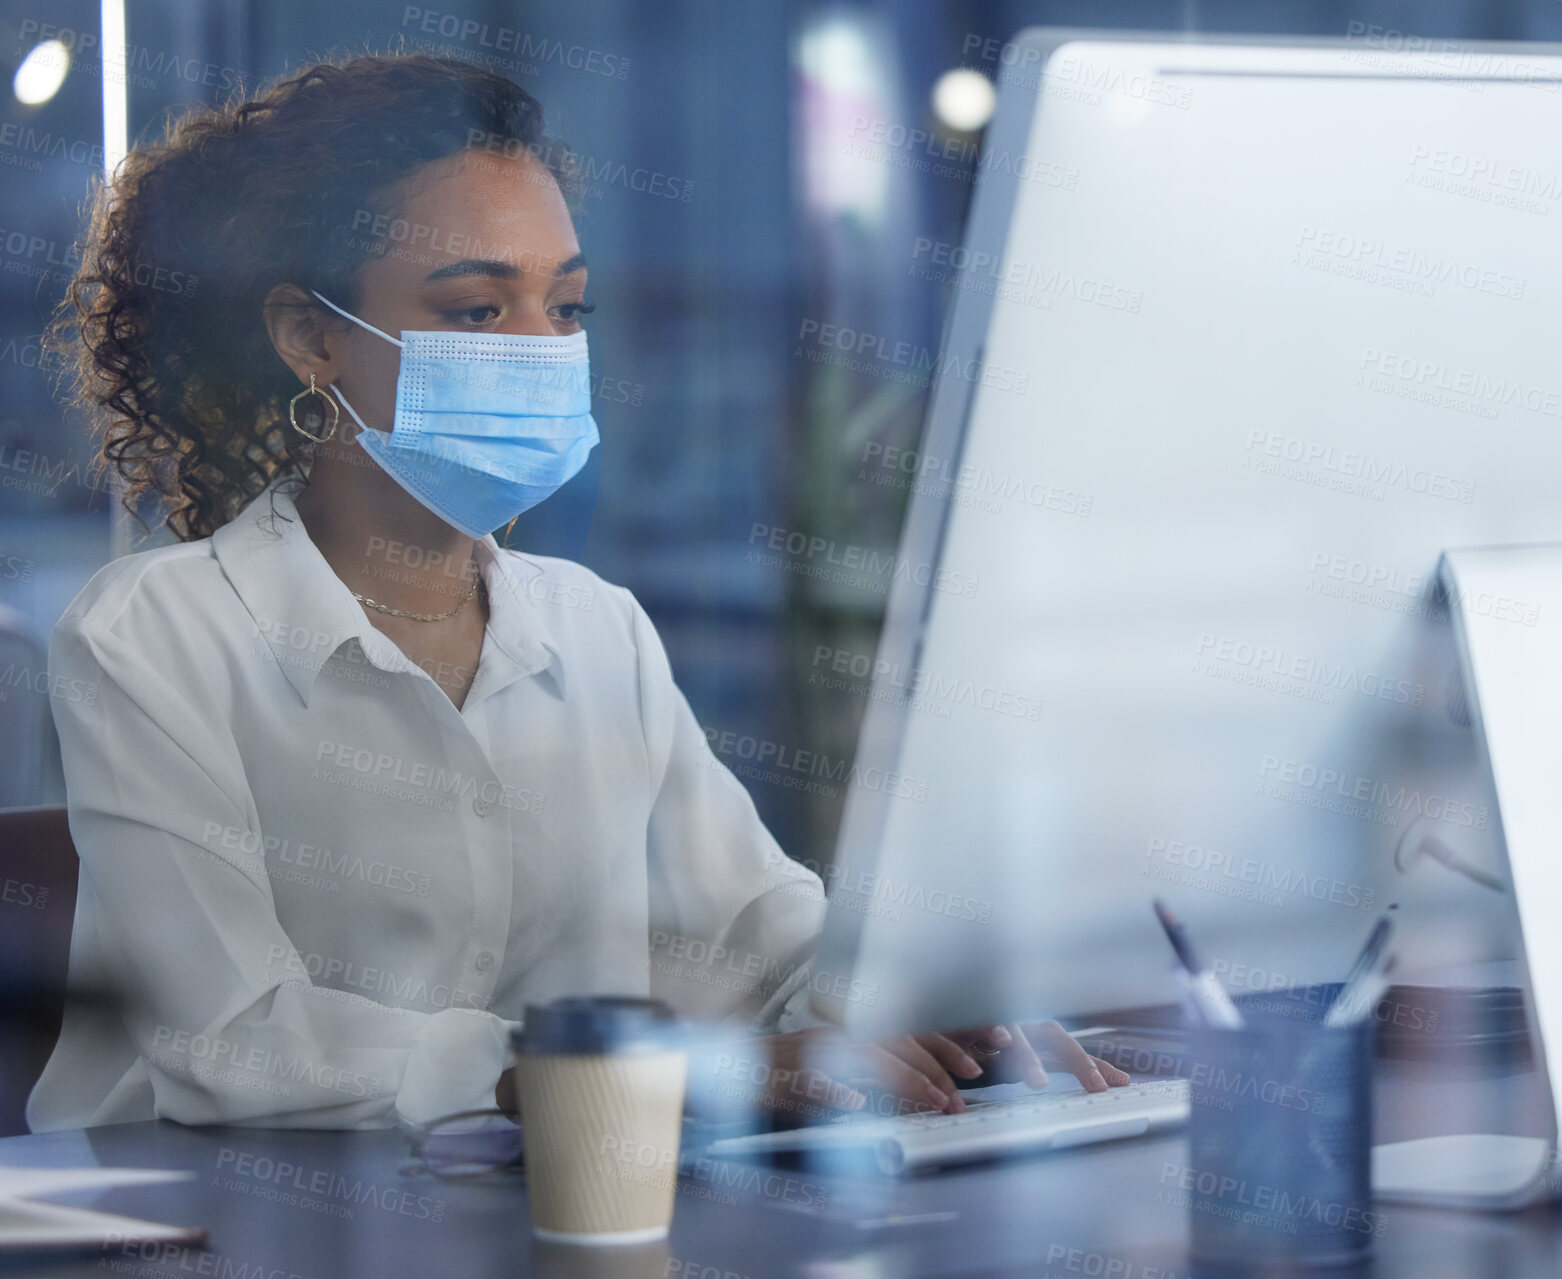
[310,289,405,348]
[308,291,396,438]
[327,381,371,434]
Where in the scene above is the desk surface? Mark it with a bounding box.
[4,1119,1562,1279]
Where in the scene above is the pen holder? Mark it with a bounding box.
[1183,1007,1377,1269]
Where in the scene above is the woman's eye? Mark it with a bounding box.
[555,301,596,323]
[441,304,501,326]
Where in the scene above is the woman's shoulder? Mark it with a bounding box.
[53,537,227,650]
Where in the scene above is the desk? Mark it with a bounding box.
[4,1119,1562,1278]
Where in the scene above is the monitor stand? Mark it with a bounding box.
[1371,546,1562,1208]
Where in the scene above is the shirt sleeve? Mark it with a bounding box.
[41,613,510,1130]
[625,589,828,1028]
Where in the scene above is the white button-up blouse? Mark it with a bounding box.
[26,477,825,1131]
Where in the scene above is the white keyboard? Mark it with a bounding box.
[705,1078,1189,1175]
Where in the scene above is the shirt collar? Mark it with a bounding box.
[212,476,561,707]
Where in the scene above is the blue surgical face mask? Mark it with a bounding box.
[310,290,600,539]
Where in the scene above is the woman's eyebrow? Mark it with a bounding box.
[424,258,521,282]
[422,252,588,283]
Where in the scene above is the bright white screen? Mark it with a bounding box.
[836,39,1562,1034]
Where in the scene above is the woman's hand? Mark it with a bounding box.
[734,1022,1130,1120]
[947,1021,1131,1098]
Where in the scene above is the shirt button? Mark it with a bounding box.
[475,951,495,973]
[472,795,495,817]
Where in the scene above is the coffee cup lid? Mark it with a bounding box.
[512,995,684,1056]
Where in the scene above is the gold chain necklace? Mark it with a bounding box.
[351,553,483,623]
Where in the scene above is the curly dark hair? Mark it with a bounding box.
[43,51,579,542]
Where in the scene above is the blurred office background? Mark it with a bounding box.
[3,0,1561,869]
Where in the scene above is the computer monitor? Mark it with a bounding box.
[812,31,1562,1038]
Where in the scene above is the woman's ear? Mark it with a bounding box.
[262,283,338,389]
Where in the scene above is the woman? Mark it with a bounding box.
[27,53,1125,1132]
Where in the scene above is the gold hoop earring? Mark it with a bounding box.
[288,373,340,443]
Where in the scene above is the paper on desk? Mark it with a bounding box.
[0,1167,203,1253]
[0,1167,193,1199]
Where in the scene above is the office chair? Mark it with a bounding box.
[0,805,78,1136]
[0,605,54,807]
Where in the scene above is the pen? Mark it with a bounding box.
[1324,954,1398,1028]
[1171,967,1206,1026]
[1152,900,1244,1029]
[1322,906,1397,1025]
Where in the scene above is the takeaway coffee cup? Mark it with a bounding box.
[511,996,688,1245]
